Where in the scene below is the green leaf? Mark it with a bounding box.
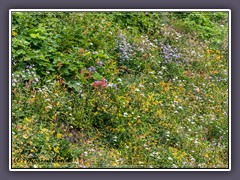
[97,53,109,59]
[23,56,31,61]
[30,33,40,38]
[92,72,103,80]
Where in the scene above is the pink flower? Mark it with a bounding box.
[196,87,200,93]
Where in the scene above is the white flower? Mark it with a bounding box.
[117,78,122,82]
[162,66,167,70]
[178,106,183,110]
[190,157,196,162]
[113,136,117,142]
[46,105,52,109]
[139,84,144,88]
[135,88,140,92]
[33,165,38,168]
[123,112,128,117]
[168,157,173,161]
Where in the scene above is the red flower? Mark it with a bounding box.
[100,78,107,88]
[92,81,100,88]
[81,69,84,76]
[88,71,92,79]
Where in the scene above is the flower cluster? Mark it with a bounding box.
[115,32,134,64]
[12,64,39,88]
[162,44,181,64]
[92,78,107,89]
[136,35,157,52]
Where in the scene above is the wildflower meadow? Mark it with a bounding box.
[11,11,229,169]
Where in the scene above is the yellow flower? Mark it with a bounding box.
[216,55,221,60]
[57,133,62,139]
[41,128,49,133]
[156,109,162,116]
[111,162,118,167]
[12,31,17,36]
[24,117,33,123]
[54,146,60,153]
[30,149,35,153]
[53,163,60,168]
[102,106,107,112]
[46,136,50,141]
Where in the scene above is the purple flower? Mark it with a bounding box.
[88,66,96,72]
[162,44,181,64]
